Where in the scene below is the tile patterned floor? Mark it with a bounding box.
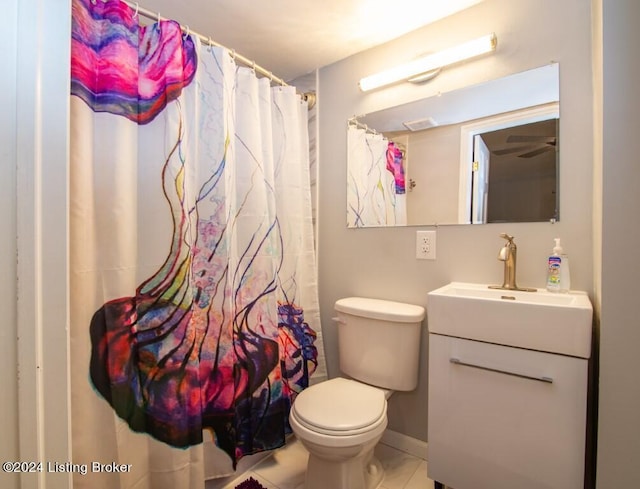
[205,438,436,489]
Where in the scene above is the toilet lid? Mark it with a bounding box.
[292,378,386,434]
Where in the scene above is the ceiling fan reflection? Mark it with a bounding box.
[492,135,557,158]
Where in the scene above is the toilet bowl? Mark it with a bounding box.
[289,297,425,489]
[290,377,388,489]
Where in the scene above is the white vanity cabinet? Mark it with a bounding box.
[426,282,593,489]
[428,334,588,489]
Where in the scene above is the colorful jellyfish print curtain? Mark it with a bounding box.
[347,125,407,227]
[69,1,324,487]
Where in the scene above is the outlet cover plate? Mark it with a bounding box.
[416,230,436,260]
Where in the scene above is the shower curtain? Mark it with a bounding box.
[347,125,407,227]
[69,0,324,487]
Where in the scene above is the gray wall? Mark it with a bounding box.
[596,0,640,486]
[317,0,594,441]
[403,125,460,225]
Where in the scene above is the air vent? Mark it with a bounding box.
[403,117,439,132]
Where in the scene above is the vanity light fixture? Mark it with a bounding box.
[358,33,497,92]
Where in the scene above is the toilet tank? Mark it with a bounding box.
[334,297,425,391]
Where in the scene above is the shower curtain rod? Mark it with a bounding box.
[117,0,316,108]
[348,117,381,136]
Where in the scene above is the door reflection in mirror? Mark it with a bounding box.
[471,118,559,223]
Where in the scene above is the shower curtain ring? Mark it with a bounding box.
[252,61,256,73]
[184,25,190,40]
[133,2,139,18]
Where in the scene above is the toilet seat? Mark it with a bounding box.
[292,378,387,436]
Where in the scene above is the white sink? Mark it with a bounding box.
[427,282,593,358]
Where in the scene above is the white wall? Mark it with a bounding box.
[4,1,72,488]
[596,0,640,486]
[317,0,594,441]
[0,3,20,488]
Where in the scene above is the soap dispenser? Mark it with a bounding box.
[546,238,571,293]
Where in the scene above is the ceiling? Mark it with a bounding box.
[137,0,483,82]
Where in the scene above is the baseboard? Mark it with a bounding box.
[380,429,428,461]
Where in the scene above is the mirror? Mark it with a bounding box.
[346,63,560,228]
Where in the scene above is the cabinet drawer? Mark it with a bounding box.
[427,334,588,489]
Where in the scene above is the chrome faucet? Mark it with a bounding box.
[489,233,536,292]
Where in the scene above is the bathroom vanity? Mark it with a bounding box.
[426,282,593,489]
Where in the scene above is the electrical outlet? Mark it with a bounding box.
[416,230,436,260]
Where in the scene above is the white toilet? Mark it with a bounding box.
[289,297,425,489]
